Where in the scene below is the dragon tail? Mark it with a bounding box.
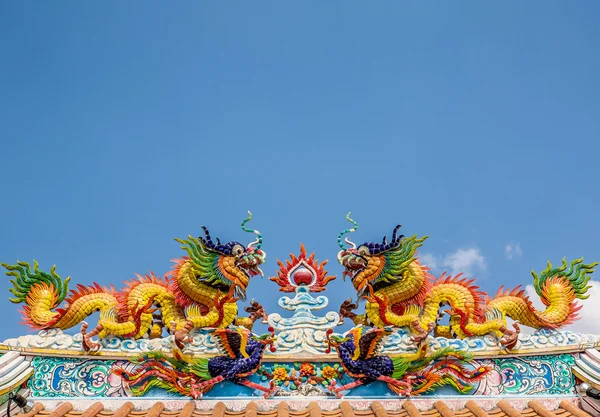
[2,260,70,328]
[3,260,119,331]
[488,258,597,329]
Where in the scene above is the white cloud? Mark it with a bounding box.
[419,248,486,277]
[419,253,438,271]
[442,248,487,276]
[505,242,523,260]
[523,281,600,335]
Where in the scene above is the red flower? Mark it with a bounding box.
[299,363,315,376]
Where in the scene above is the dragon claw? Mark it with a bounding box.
[339,298,359,324]
[410,320,434,345]
[80,321,102,353]
[172,320,194,349]
[500,322,521,350]
[240,301,269,330]
[82,335,101,353]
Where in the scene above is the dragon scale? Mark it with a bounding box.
[21,269,238,338]
[3,213,267,350]
[337,214,597,347]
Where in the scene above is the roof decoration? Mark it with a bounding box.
[267,245,340,355]
[336,213,597,349]
[0,213,598,412]
[114,327,277,399]
[325,326,490,397]
[270,244,336,292]
[2,212,267,352]
[6,397,592,417]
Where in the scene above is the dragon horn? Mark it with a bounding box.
[345,237,357,249]
[337,212,358,250]
[242,211,262,250]
[201,226,214,247]
[391,224,403,244]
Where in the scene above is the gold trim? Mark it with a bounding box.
[1,341,596,361]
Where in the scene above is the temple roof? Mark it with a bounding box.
[11,399,592,417]
[1,232,599,417]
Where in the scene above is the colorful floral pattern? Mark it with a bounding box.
[299,363,315,376]
[474,354,576,396]
[26,354,577,398]
[272,367,288,381]
[321,365,337,380]
[28,357,131,398]
[259,362,349,391]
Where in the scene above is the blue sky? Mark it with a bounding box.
[1,2,599,340]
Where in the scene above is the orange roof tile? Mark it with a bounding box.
[12,400,591,417]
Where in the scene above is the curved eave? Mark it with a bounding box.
[0,371,32,397]
[573,349,600,390]
[0,351,33,396]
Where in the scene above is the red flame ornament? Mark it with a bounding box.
[269,243,336,292]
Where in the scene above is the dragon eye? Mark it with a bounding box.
[357,246,370,256]
[232,244,245,256]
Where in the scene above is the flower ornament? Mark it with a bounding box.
[299,362,315,377]
[272,367,288,381]
[321,365,337,380]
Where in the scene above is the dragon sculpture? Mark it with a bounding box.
[114,326,278,398]
[337,213,597,349]
[2,213,267,352]
[325,326,490,397]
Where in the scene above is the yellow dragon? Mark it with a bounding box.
[3,213,267,352]
[337,214,597,349]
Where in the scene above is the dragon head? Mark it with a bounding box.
[197,211,266,284]
[336,213,428,296]
[251,326,277,352]
[174,212,266,301]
